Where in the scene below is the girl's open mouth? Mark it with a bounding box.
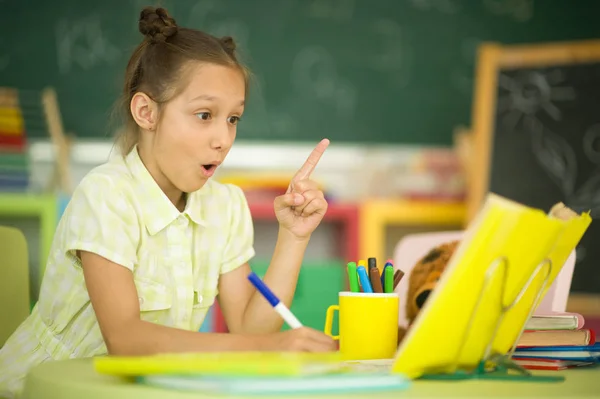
[201,164,216,177]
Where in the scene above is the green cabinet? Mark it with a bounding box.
[250,260,343,335]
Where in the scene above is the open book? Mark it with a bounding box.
[391,194,591,379]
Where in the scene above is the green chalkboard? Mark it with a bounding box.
[2,0,600,144]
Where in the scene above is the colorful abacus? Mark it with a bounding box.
[0,88,29,191]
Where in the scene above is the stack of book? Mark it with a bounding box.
[0,88,30,191]
[512,311,600,370]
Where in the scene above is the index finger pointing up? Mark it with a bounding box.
[293,138,330,182]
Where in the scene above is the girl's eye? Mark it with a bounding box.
[196,112,211,121]
[227,116,240,125]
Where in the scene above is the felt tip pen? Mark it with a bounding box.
[369,266,383,293]
[368,257,377,279]
[393,269,405,290]
[347,262,360,293]
[384,265,394,293]
[247,272,303,329]
[357,260,366,289]
[356,266,373,293]
[381,259,393,287]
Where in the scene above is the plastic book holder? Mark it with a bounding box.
[419,256,565,383]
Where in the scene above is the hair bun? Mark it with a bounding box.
[220,36,237,53]
[139,7,178,43]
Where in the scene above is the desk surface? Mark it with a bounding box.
[22,358,600,398]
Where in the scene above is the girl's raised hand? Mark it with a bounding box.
[274,139,330,240]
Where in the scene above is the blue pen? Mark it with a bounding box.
[356,266,373,293]
[247,272,303,329]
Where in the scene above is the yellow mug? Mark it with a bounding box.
[324,292,399,360]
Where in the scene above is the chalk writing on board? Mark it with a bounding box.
[369,19,413,87]
[188,0,250,50]
[571,168,600,216]
[408,0,460,14]
[307,0,355,21]
[572,124,600,216]
[482,0,534,22]
[55,16,120,74]
[583,124,600,164]
[497,70,576,132]
[572,173,600,217]
[291,46,357,118]
[529,122,600,218]
[292,46,336,98]
[531,125,578,198]
[245,76,298,137]
[332,78,358,117]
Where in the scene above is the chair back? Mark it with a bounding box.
[0,225,30,346]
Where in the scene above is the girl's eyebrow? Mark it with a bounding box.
[189,94,245,106]
[190,94,216,103]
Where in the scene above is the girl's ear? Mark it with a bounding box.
[130,92,158,131]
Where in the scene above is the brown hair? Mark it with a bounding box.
[115,6,250,155]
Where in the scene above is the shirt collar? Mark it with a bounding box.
[125,146,209,235]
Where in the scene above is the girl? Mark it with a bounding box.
[0,6,336,398]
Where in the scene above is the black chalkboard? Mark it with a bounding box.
[2,0,600,143]
[489,61,600,294]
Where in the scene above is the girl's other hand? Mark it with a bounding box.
[260,326,337,352]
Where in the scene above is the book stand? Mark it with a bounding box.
[420,256,565,382]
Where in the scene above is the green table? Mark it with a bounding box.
[22,358,600,398]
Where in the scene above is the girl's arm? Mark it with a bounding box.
[81,251,263,354]
[218,140,330,334]
[217,227,309,334]
[81,251,333,355]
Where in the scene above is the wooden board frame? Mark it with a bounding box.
[41,87,73,194]
[467,39,600,315]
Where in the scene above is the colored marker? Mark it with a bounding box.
[384,265,394,293]
[381,259,393,287]
[367,258,377,278]
[393,269,405,290]
[357,260,367,290]
[369,266,383,293]
[347,262,360,292]
[247,272,303,329]
[356,266,373,293]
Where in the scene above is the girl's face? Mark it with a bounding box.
[140,62,246,202]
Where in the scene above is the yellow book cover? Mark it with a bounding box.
[391,194,591,379]
[94,351,345,377]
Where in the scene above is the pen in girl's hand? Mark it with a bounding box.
[247,272,303,329]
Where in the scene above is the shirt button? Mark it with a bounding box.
[197,295,203,304]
